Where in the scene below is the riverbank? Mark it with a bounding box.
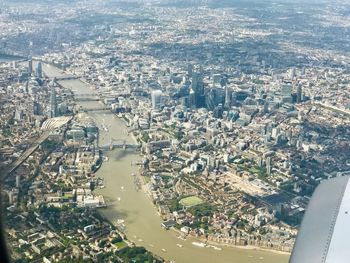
[141,177,290,256]
[42,64,289,263]
[96,112,291,259]
[170,227,290,255]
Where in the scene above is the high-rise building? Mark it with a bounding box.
[28,59,33,75]
[297,85,302,103]
[213,104,224,118]
[189,89,196,109]
[205,89,217,110]
[187,64,193,78]
[191,72,203,93]
[16,175,20,188]
[191,72,204,108]
[224,86,231,109]
[181,96,190,108]
[33,101,43,115]
[289,67,296,79]
[281,84,293,103]
[263,101,269,113]
[281,84,292,97]
[151,90,162,110]
[36,62,42,78]
[50,87,58,117]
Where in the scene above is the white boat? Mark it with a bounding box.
[213,246,222,251]
[138,239,143,242]
[117,197,121,201]
[161,248,167,252]
[121,186,125,190]
[116,219,125,224]
[192,242,206,248]
[176,244,183,248]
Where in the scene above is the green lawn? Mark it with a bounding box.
[114,241,127,250]
[62,193,73,200]
[179,196,203,207]
[249,167,260,174]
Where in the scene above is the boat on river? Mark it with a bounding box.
[192,242,206,248]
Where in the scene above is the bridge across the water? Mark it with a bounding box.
[82,107,110,112]
[76,98,100,102]
[100,138,140,150]
[75,93,101,102]
[55,76,80,81]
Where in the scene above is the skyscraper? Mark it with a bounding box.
[224,86,231,109]
[191,72,204,108]
[281,84,293,103]
[187,64,193,78]
[36,62,42,78]
[297,85,302,103]
[16,175,20,188]
[28,59,33,75]
[205,89,217,110]
[191,72,204,95]
[50,87,58,117]
[151,90,162,110]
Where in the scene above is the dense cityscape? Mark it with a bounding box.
[0,0,350,262]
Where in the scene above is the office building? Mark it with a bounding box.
[297,85,302,103]
[191,72,204,108]
[36,62,42,78]
[28,59,33,75]
[224,86,231,109]
[50,87,58,117]
[16,175,20,188]
[151,90,162,110]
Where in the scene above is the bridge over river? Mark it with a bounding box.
[74,93,101,102]
[99,138,140,151]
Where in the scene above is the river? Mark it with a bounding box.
[0,54,24,62]
[43,63,289,263]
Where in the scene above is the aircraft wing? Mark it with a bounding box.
[290,176,350,263]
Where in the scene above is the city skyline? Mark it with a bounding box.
[0,0,349,262]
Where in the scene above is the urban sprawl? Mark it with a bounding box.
[0,0,350,262]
